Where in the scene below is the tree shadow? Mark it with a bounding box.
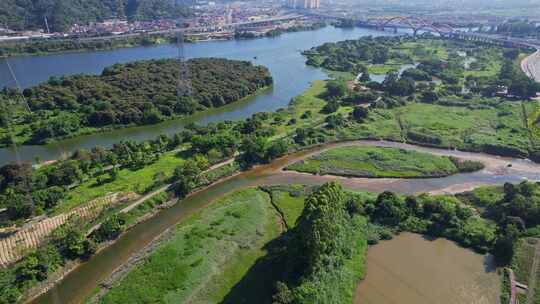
[219,235,289,304]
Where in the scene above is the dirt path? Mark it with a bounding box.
[86,157,236,236]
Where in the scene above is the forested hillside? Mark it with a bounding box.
[0,58,272,144]
[0,0,191,32]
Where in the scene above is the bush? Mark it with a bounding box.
[449,157,485,172]
[93,214,128,242]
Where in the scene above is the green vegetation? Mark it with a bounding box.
[377,101,534,156]
[303,36,509,83]
[98,188,280,303]
[286,145,483,178]
[272,182,368,304]
[2,34,540,303]
[292,36,540,162]
[235,22,327,40]
[0,58,272,145]
[458,181,540,263]
[0,34,177,58]
[0,0,191,32]
[346,190,497,253]
[260,184,312,228]
[0,217,98,304]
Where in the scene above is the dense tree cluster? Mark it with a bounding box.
[0,131,181,222]
[0,34,172,57]
[2,58,272,144]
[459,181,540,263]
[0,0,191,32]
[352,191,496,253]
[273,182,366,304]
[303,36,404,73]
[498,59,540,99]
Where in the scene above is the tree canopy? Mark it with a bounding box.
[0,0,192,32]
[2,58,272,144]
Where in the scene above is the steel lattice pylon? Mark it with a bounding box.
[176,32,193,98]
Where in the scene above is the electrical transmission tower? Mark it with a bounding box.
[176,32,193,99]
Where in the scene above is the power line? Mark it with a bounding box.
[4,58,30,112]
[177,32,193,99]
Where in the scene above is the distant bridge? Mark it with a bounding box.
[362,16,455,37]
[307,12,540,49]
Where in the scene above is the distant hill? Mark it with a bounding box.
[0,0,191,32]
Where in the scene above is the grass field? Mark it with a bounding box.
[269,80,332,139]
[355,101,534,155]
[457,185,505,208]
[98,188,281,304]
[510,238,540,303]
[528,104,540,146]
[52,153,185,215]
[286,145,464,178]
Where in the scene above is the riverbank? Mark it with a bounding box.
[26,137,540,303]
[89,178,504,304]
[5,31,540,303]
[20,157,241,303]
[0,85,273,150]
[0,34,178,59]
[0,22,327,59]
[0,26,389,165]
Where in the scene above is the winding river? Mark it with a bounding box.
[0,26,399,166]
[2,25,536,304]
[30,139,540,304]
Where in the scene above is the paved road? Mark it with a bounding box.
[522,49,540,83]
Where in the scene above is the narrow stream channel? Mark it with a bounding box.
[30,140,540,304]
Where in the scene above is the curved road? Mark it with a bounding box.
[522,48,540,83]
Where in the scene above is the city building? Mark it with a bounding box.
[287,0,319,9]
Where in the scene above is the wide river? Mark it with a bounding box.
[31,139,540,304]
[0,26,398,166]
[4,26,528,304]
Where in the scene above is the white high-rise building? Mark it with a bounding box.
[287,0,319,9]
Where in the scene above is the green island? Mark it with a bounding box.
[286,145,484,178]
[0,34,540,304]
[0,58,272,146]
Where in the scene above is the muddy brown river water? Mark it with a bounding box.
[354,233,499,304]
